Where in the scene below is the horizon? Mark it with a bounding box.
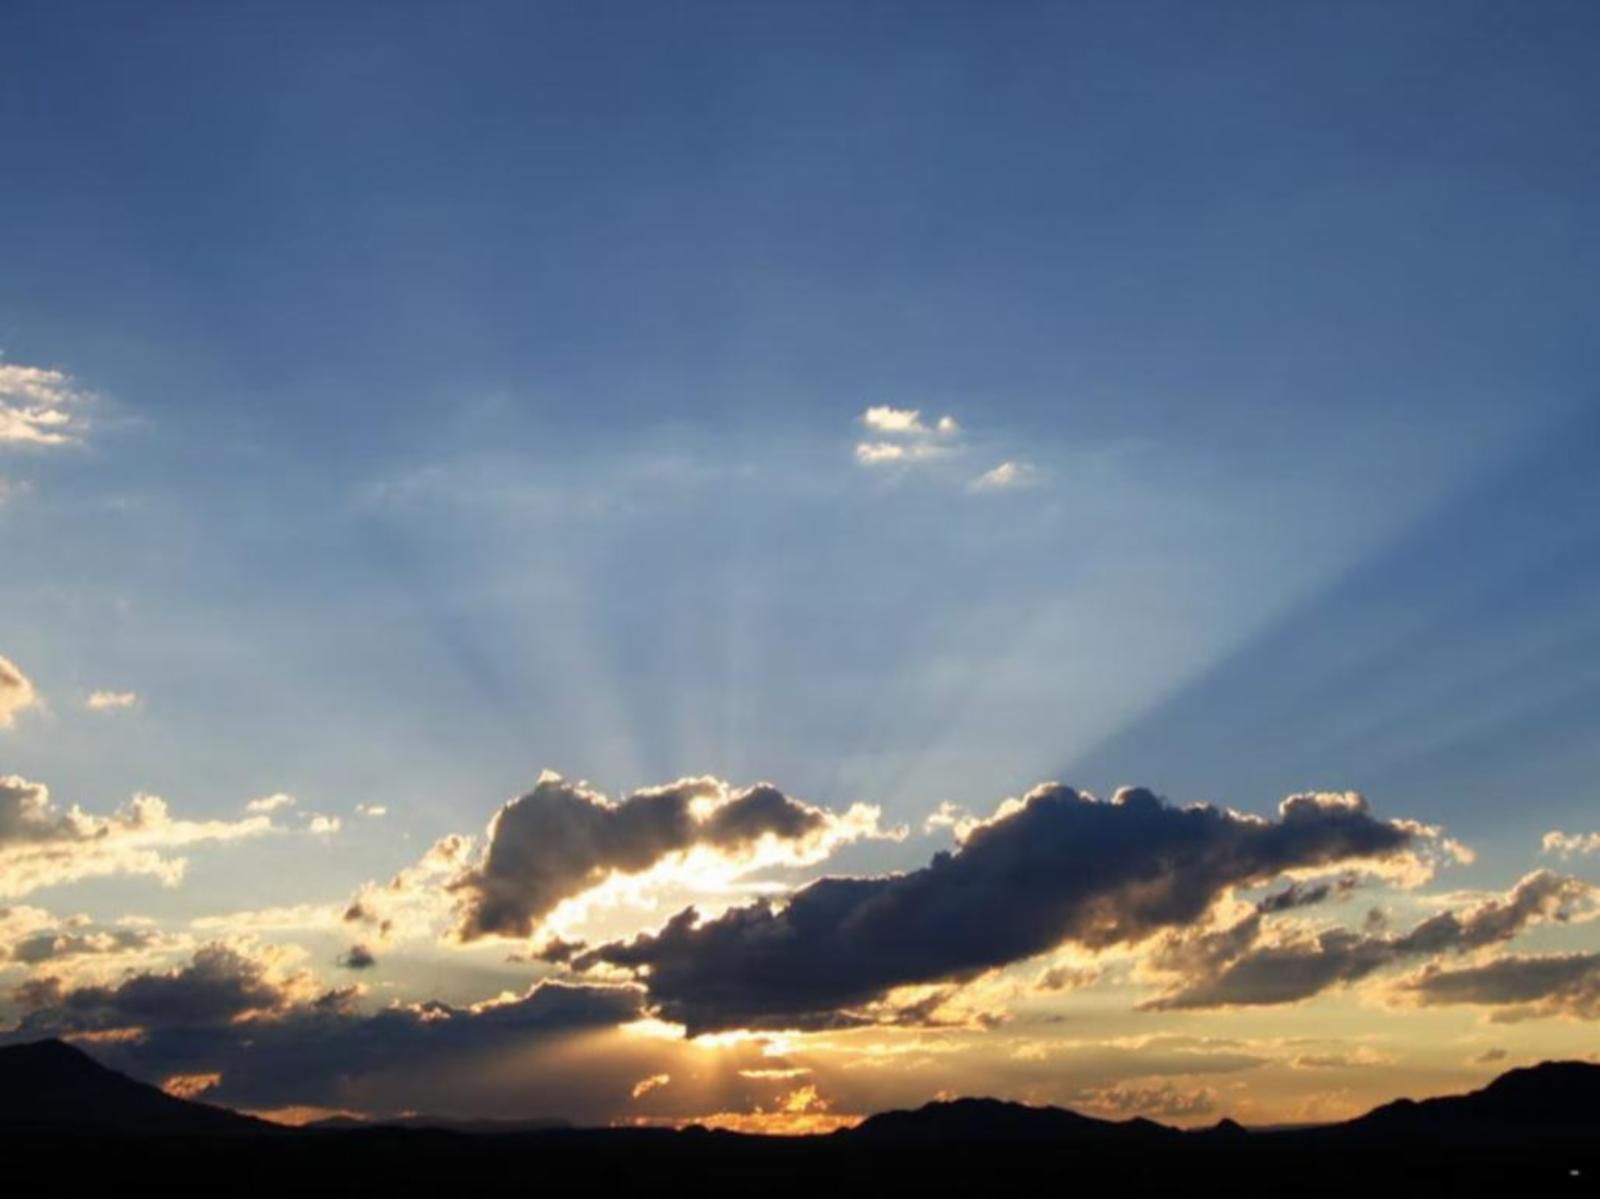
[2,1,1598,1136]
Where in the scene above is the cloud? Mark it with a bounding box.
[355,803,388,818]
[3,923,179,969]
[631,1072,670,1099]
[853,406,961,468]
[245,793,296,814]
[445,772,896,943]
[85,691,139,712]
[0,774,276,899]
[0,363,87,446]
[0,655,38,729]
[853,441,949,465]
[337,944,377,970]
[5,942,649,1118]
[860,407,958,438]
[574,784,1433,1033]
[1543,830,1600,857]
[307,814,341,836]
[1142,869,1596,1010]
[11,942,312,1033]
[1396,951,1600,1021]
[1074,1081,1216,1120]
[968,461,1037,492]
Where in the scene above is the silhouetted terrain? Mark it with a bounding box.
[1,1039,1593,1195]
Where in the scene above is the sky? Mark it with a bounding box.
[2,1,1598,1130]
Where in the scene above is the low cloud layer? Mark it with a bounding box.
[0,774,276,898]
[440,773,893,942]
[1143,870,1596,1010]
[574,785,1432,1033]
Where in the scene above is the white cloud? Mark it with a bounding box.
[307,814,342,836]
[246,793,297,814]
[0,363,87,446]
[854,407,961,467]
[0,654,38,729]
[1543,830,1600,857]
[0,775,278,899]
[969,461,1037,492]
[860,406,959,437]
[355,803,388,818]
[85,690,139,712]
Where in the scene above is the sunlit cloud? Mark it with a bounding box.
[355,803,388,818]
[0,362,88,446]
[630,1072,670,1099]
[1140,869,1596,1010]
[0,654,38,729]
[0,774,278,898]
[383,772,901,946]
[860,406,958,438]
[968,460,1037,492]
[1542,830,1600,857]
[245,793,297,815]
[853,405,964,469]
[1393,950,1600,1022]
[85,690,139,712]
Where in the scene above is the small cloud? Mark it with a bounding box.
[854,407,962,469]
[968,461,1037,492]
[854,441,948,466]
[86,690,139,712]
[246,793,297,815]
[631,1073,670,1099]
[860,406,958,437]
[355,803,388,818]
[1543,830,1600,857]
[1474,1047,1509,1064]
[307,814,342,836]
[855,441,908,465]
[0,362,89,446]
[0,654,38,729]
[337,944,377,970]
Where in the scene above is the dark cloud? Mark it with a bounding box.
[574,785,1427,1033]
[450,774,885,942]
[5,925,169,965]
[1256,874,1356,914]
[5,943,649,1117]
[1399,951,1600,1021]
[337,944,377,970]
[1145,870,1594,1010]
[11,944,293,1033]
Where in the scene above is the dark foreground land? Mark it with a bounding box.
[1,1039,1595,1196]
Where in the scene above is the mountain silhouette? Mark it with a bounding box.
[1321,1059,1600,1146]
[1,1038,1594,1195]
[845,1096,1180,1145]
[0,1038,271,1135]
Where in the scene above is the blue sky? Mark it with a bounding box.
[1,2,1598,1125]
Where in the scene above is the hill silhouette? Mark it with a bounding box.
[0,1039,271,1135]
